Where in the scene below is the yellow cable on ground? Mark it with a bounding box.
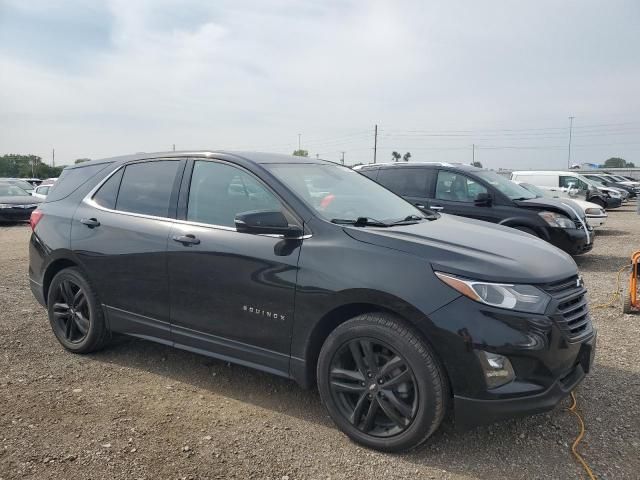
[591,265,629,309]
[567,391,597,480]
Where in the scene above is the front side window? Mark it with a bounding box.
[37,186,50,195]
[560,176,588,191]
[115,161,179,217]
[264,163,424,223]
[187,161,282,227]
[435,171,488,202]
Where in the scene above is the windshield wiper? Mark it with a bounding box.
[330,217,391,227]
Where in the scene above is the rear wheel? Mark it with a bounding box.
[317,313,447,452]
[47,267,109,353]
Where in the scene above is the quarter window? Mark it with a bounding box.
[92,168,124,210]
[435,171,487,202]
[115,161,179,217]
[187,161,282,227]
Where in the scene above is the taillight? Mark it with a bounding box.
[30,209,43,231]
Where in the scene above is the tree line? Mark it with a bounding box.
[0,154,65,178]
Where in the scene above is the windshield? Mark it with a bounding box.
[265,163,426,223]
[474,170,536,200]
[518,182,546,198]
[586,176,608,186]
[0,184,31,197]
[8,179,34,191]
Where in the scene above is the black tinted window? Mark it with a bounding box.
[92,168,124,209]
[187,161,281,227]
[116,161,179,217]
[435,171,487,202]
[358,169,378,180]
[46,163,112,202]
[377,168,431,197]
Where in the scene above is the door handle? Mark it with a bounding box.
[429,205,444,211]
[414,203,425,209]
[173,234,200,246]
[80,218,100,228]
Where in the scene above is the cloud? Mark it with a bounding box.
[0,0,638,167]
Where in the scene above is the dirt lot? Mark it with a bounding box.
[1,207,639,480]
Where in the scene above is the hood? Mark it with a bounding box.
[0,196,42,205]
[342,214,577,284]
[561,198,605,212]
[512,197,580,219]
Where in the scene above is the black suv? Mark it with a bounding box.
[356,162,594,255]
[29,152,595,452]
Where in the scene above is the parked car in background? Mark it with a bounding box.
[581,173,637,199]
[0,178,36,195]
[32,183,54,199]
[599,173,640,189]
[0,182,42,222]
[515,182,607,229]
[29,151,596,452]
[24,178,43,187]
[355,162,594,255]
[510,171,622,209]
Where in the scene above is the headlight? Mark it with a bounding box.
[607,190,620,198]
[585,207,604,216]
[435,272,551,314]
[538,211,575,228]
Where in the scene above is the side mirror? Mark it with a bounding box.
[474,192,492,206]
[235,210,303,238]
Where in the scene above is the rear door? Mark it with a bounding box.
[71,159,184,342]
[375,167,436,210]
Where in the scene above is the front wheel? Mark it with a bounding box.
[317,313,447,452]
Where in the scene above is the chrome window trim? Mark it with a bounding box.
[82,162,312,239]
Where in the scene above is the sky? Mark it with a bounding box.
[1,0,639,168]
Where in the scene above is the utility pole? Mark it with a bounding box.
[373,124,378,164]
[316,153,320,159]
[52,148,55,168]
[472,144,475,165]
[340,151,345,165]
[297,133,301,151]
[567,116,575,169]
[172,144,175,152]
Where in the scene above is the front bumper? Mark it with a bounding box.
[586,215,607,229]
[605,197,622,209]
[424,293,596,429]
[0,206,36,222]
[546,226,593,256]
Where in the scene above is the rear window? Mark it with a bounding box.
[46,163,112,202]
[115,161,179,217]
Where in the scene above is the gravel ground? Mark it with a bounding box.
[1,206,639,480]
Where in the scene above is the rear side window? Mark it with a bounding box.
[115,161,180,217]
[377,168,432,197]
[92,168,124,210]
[46,163,112,202]
[358,169,378,181]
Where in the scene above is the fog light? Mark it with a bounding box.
[476,351,515,389]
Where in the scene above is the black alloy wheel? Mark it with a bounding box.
[47,267,108,353]
[317,313,447,452]
[329,338,418,437]
[51,279,90,344]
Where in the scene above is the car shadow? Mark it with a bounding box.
[593,229,628,237]
[89,336,639,480]
[575,254,630,273]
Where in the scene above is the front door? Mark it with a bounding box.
[429,170,498,223]
[167,159,302,374]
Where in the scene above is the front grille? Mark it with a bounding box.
[541,275,593,342]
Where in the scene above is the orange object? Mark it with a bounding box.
[622,251,640,313]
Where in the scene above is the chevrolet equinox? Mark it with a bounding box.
[29,151,596,452]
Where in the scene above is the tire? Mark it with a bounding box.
[622,285,632,314]
[317,313,447,452]
[513,226,538,237]
[47,267,109,353]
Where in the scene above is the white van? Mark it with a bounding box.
[510,171,623,209]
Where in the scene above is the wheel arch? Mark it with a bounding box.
[292,296,451,395]
[43,257,80,304]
